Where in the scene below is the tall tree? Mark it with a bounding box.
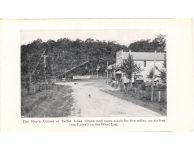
[157,53,167,84]
[151,34,166,51]
[120,54,142,86]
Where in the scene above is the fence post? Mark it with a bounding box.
[158,91,161,102]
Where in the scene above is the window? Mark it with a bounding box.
[144,60,146,67]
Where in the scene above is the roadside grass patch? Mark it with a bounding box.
[21,84,74,117]
[101,89,167,116]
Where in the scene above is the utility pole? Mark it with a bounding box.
[96,64,100,78]
[96,69,99,78]
[151,50,156,101]
[42,52,48,84]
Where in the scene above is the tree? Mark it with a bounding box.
[147,68,154,79]
[129,34,166,52]
[120,54,142,86]
[129,39,152,52]
[21,37,128,83]
[151,34,166,52]
[156,53,167,84]
[158,69,166,83]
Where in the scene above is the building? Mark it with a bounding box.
[108,49,166,83]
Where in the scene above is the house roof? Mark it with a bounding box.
[123,51,165,61]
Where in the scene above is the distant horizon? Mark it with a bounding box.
[21,29,163,46]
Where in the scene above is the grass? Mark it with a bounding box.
[21,84,74,117]
[101,88,167,116]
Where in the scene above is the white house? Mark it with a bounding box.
[114,49,166,83]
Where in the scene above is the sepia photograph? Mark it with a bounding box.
[21,29,167,118]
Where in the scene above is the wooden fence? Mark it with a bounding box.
[110,81,167,107]
[21,82,55,96]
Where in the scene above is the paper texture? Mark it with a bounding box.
[0,19,193,131]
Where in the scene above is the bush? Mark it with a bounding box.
[158,84,167,90]
[119,83,125,91]
[140,82,146,90]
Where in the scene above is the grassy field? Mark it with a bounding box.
[21,84,74,117]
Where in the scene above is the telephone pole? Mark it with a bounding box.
[151,50,156,101]
[42,52,48,84]
[96,64,100,78]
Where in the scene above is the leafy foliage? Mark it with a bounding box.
[21,34,166,83]
[21,38,127,82]
[158,69,166,83]
[157,53,167,83]
[147,68,154,79]
[120,54,142,80]
[129,34,166,52]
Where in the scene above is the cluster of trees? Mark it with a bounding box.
[129,34,166,52]
[21,38,127,83]
[21,34,166,84]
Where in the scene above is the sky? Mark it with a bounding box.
[21,29,162,46]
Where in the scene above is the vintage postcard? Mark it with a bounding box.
[0,19,193,131]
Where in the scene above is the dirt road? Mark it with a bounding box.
[57,79,161,117]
